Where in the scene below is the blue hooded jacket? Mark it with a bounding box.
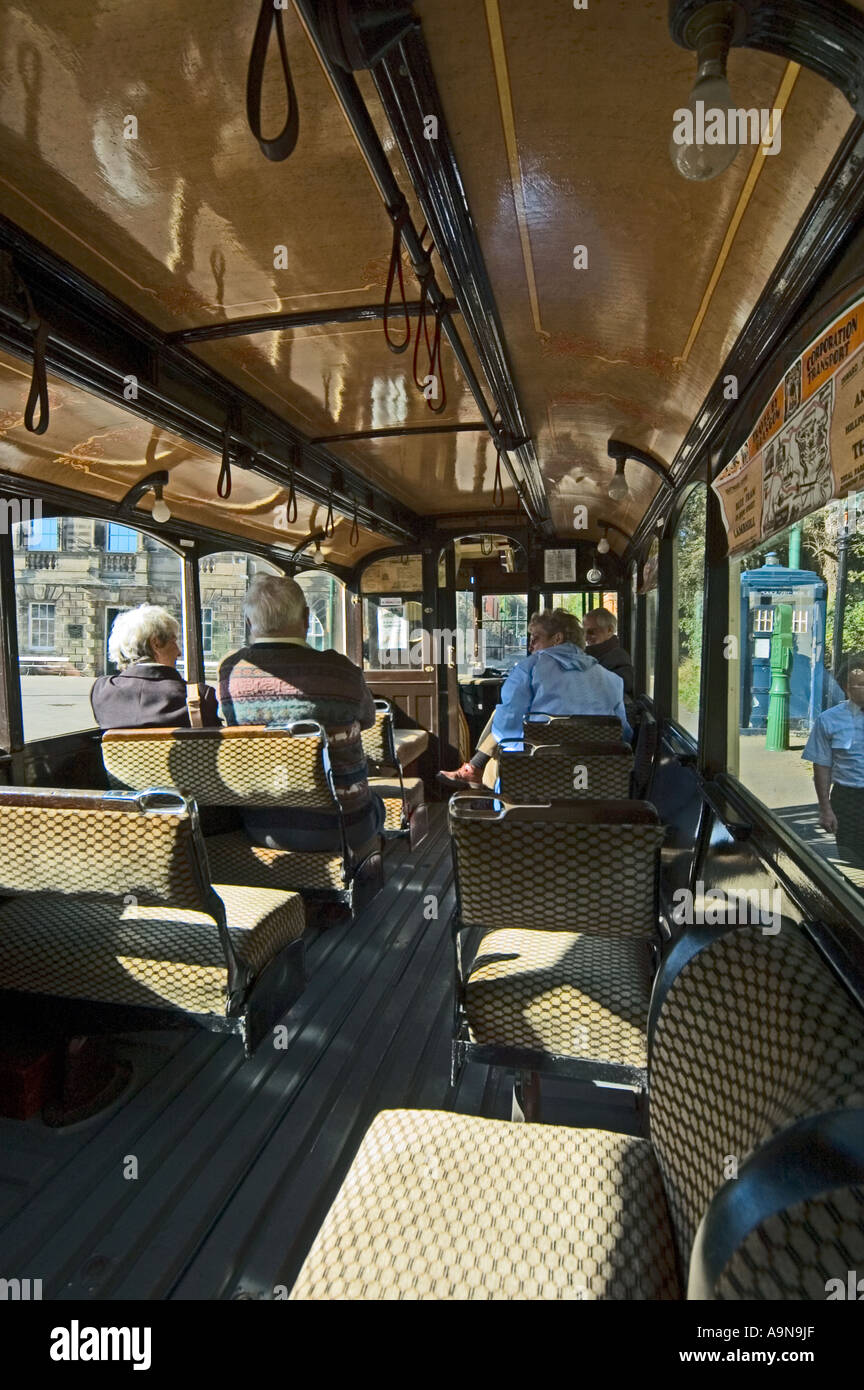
[490,642,631,744]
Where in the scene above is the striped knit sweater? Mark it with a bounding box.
[218,641,377,849]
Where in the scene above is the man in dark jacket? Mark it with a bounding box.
[582,608,635,698]
[91,605,220,729]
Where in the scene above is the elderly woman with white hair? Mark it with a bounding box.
[91,604,220,729]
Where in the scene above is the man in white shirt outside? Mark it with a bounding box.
[802,653,864,871]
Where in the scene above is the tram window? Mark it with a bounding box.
[12,518,185,741]
[362,596,423,669]
[294,572,345,654]
[198,551,280,674]
[673,485,707,739]
[642,538,660,702]
[482,594,527,669]
[731,498,864,890]
[456,590,480,672]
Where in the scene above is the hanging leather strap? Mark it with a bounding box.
[24,317,50,434]
[383,203,411,354]
[492,449,504,507]
[186,684,205,729]
[217,429,232,499]
[246,0,300,161]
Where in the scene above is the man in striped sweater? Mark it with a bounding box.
[218,574,383,853]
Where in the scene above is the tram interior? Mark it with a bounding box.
[0,0,862,1302]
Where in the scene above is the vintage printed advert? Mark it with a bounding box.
[713,295,864,552]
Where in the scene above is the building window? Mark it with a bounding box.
[753,608,774,633]
[29,602,56,650]
[106,523,138,553]
[27,517,59,551]
[201,607,213,655]
[792,609,808,634]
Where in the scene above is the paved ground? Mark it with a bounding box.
[19,676,98,741]
[738,732,864,890]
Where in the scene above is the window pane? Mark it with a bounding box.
[12,518,184,741]
[729,497,864,891]
[198,552,281,675]
[674,486,706,738]
[362,596,423,669]
[481,594,527,669]
[644,589,658,702]
[106,523,138,553]
[26,517,59,551]
[294,572,345,653]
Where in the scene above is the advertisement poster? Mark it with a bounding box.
[713,296,864,553]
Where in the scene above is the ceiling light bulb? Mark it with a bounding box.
[586,566,603,585]
[607,467,630,502]
[597,536,610,555]
[151,495,171,523]
[670,72,739,181]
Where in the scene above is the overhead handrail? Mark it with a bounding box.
[383,202,412,353]
[246,0,300,161]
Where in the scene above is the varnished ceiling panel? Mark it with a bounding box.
[0,350,388,563]
[415,0,856,538]
[0,0,858,543]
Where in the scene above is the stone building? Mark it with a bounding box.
[13,518,344,677]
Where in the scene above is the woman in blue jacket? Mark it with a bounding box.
[439,608,630,787]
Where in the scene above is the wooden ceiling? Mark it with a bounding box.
[0,1,856,561]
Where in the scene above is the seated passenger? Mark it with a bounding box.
[91,605,220,729]
[802,652,864,872]
[582,607,635,698]
[439,608,630,787]
[218,575,383,853]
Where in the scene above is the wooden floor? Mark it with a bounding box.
[0,804,640,1301]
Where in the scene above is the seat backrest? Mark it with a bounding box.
[0,785,212,912]
[524,713,623,746]
[498,740,633,801]
[448,794,663,936]
[101,722,336,808]
[649,924,864,1296]
[361,699,398,773]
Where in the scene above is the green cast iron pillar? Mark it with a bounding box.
[766,603,794,751]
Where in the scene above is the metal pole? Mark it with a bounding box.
[832,507,850,675]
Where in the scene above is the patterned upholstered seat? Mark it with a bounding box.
[449,795,664,1092]
[100,723,383,908]
[289,1109,680,1300]
[498,741,634,801]
[523,714,624,747]
[0,787,307,1054]
[464,930,652,1068]
[360,699,428,846]
[290,924,864,1300]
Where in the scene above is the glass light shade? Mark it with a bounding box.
[670,73,739,181]
[151,497,171,523]
[607,472,630,502]
[596,536,610,555]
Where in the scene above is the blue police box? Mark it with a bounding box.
[739,551,828,732]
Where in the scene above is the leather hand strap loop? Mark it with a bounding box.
[383,203,412,354]
[246,0,300,162]
[24,317,50,434]
[217,430,232,499]
[349,499,359,547]
[492,449,504,507]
